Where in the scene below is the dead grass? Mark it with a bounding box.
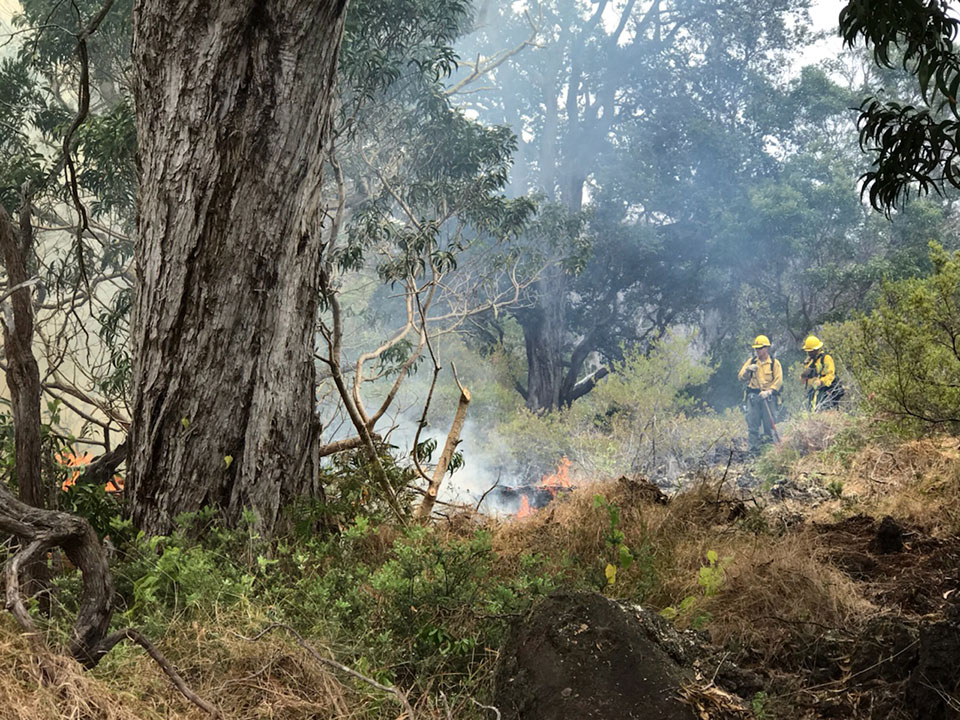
[8,428,960,718]
[846,438,960,531]
[0,615,160,720]
[780,411,860,456]
[0,607,459,720]
[490,476,872,666]
[797,436,960,533]
[702,532,872,663]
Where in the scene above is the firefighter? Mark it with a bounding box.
[738,335,783,452]
[800,335,844,411]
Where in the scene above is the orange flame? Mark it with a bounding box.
[539,456,573,494]
[513,456,573,518]
[58,451,124,494]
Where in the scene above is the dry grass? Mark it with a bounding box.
[854,438,960,531]
[8,428,960,718]
[701,533,872,661]
[0,608,459,720]
[0,615,160,720]
[780,411,859,456]
[490,476,872,666]
[799,436,960,533]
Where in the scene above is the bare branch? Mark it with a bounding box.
[416,362,471,522]
[61,0,120,290]
[445,9,543,96]
[97,628,221,718]
[317,433,378,458]
[0,278,41,306]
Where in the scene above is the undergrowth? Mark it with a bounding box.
[9,419,960,719]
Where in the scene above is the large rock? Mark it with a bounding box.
[907,620,960,720]
[494,591,700,720]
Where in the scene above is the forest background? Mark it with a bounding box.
[2,0,960,718]
[2,0,956,505]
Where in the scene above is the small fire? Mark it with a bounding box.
[58,451,124,494]
[513,456,574,518]
[541,456,573,491]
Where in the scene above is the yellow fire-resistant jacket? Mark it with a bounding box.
[803,352,836,389]
[738,356,783,392]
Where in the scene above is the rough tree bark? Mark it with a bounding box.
[0,207,218,717]
[0,201,43,510]
[129,0,349,535]
[516,269,568,412]
[0,198,51,609]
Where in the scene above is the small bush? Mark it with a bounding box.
[497,330,729,479]
[269,518,560,690]
[832,243,960,434]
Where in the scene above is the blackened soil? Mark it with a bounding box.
[815,515,960,617]
[494,591,698,720]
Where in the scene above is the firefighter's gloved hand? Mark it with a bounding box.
[746,364,758,373]
[759,390,772,399]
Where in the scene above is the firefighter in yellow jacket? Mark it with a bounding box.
[800,335,844,411]
[738,335,783,452]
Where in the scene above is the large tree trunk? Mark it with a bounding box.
[129,0,349,535]
[517,270,567,412]
[0,203,43,511]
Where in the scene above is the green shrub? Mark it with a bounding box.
[661,550,731,629]
[105,509,270,632]
[831,243,960,433]
[276,519,558,688]
[497,330,723,477]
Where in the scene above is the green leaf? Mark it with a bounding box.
[918,52,932,101]
[706,549,719,565]
[618,544,634,570]
[604,563,617,585]
[224,455,233,469]
[180,417,190,429]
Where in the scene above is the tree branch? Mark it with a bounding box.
[415,363,470,522]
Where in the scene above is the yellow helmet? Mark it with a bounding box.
[803,335,823,352]
[751,334,771,349]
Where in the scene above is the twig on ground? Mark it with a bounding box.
[471,697,503,720]
[98,628,222,718]
[239,623,417,720]
[771,638,920,700]
[715,449,735,503]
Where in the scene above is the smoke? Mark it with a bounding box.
[384,410,520,515]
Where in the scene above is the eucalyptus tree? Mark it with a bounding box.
[0,0,135,521]
[1,0,351,537]
[840,0,960,210]
[125,0,353,536]
[314,0,537,516]
[2,0,541,532]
